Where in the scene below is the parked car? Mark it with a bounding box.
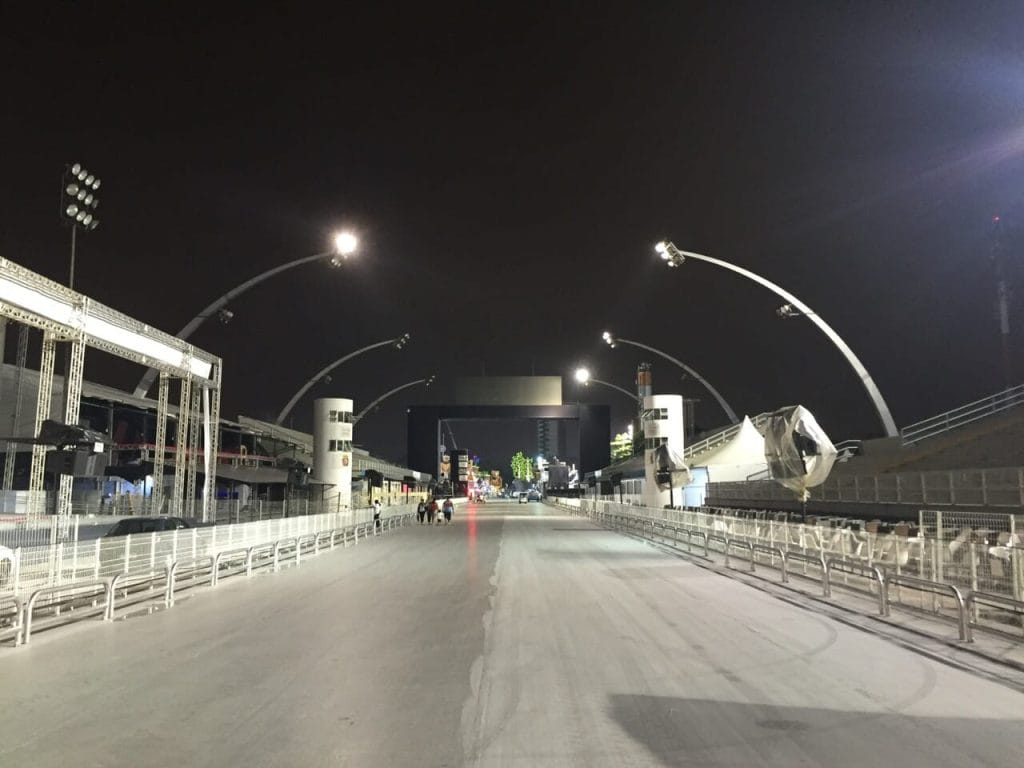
[102,516,198,537]
[99,516,205,577]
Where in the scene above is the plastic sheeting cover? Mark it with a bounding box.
[652,443,690,489]
[763,405,837,500]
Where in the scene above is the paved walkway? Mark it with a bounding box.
[1,501,1022,767]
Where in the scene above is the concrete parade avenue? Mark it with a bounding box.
[1,501,1022,767]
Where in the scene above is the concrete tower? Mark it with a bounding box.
[642,393,685,509]
[313,397,353,510]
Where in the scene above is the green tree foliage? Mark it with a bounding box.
[510,451,534,481]
[610,432,633,462]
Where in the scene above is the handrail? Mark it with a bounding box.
[296,534,318,564]
[964,591,1024,637]
[166,556,216,607]
[751,544,788,583]
[885,573,971,642]
[824,558,888,616]
[273,538,298,571]
[4,509,414,648]
[213,547,254,586]
[24,581,111,645]
[108,570,167,619]
[901,383,1024,445]
[778,550,826,586]
[1,593,24,646]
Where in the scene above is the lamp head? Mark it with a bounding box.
[394,332,411,350]
[655,240,684,267]
[574,367,591,384]
[332,231,358,258]
[602,330,617,348]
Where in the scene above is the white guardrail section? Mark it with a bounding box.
[709,466,1024,508]
[900,383,1024,445]
[550,497,1024,644]
[0,503,419,646]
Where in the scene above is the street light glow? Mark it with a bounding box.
[602,330,617,347]
[655,241,667,254]
[333,231,358,257]
[574,367,591,384]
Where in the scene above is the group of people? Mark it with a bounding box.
[417,496,454,525]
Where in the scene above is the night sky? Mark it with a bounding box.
[2,3,1024,467]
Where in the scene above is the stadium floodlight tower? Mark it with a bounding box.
[655,239,897,438]
[601,331,738,425]
[60,162,101,289]
[573,367,639,403]
[133,230,359,398]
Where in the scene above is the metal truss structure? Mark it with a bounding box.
[0,257,223,524]
[2,322,29,490]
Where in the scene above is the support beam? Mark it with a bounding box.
[3,323,28,490]
[201,371,222,523]
[186,385,201,518]
[29,331,57,515]
[172,376,192,516]
[56,335,86,523]
[152,373,170,514]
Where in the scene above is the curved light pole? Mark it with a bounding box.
[574,367,639,403]
[655,240,897,437]
[133,231,359,398]
[275,333,411,425]
[601,331,738,424]
[354,376,435,423]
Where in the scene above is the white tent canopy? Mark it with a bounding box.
[691,416,768,483]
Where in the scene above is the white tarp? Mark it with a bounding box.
[695,416,768,482]
[763,405,837,500]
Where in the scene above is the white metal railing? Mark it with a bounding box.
[709,466,1024,509]
[901,383,1024,445]
[557,498,1024,642]
[0,502,419,598]
[0,506,417,646]
[685,412,771,460]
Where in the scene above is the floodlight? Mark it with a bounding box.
[82,214,93,226]
[66,183,79,196]
[66,204,79,217]
[333,231,358,256]
[88,219,99,230]
[655,241,667,254]
[70,163,82,176]
[92,179,101,190]
[574,367,591,384]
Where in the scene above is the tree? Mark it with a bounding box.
[510,451,534,482]
[610,432,633,462]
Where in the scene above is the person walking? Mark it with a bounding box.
[373,499,382,531]
[427,497,439,525]
[442,497,454,525]
[416,498,427,524]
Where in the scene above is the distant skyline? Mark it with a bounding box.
[2,3,1023,463]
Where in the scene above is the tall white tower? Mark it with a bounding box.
[313,397,353,510]
[642,393,685,508]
